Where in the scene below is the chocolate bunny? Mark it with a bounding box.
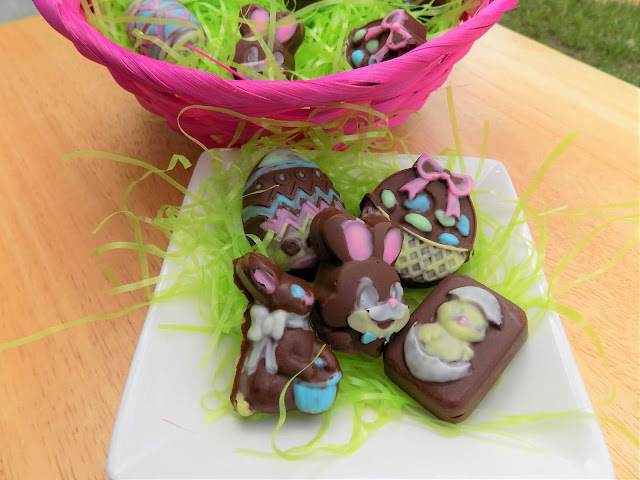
[233,4,305,79]
[231,252,342,416]
[309,209,410,357]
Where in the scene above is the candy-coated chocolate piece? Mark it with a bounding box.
[361,153,476,287]
[242,149,345,272]
[126,0,205,62]
[346,10,427,69]
[383,275,528,423]
[231,253,342,416]
[310,209,410,357]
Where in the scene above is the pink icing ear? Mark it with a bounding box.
[249,8,270,33]
[253,269,276,294]
[275,20,298,44]
[383,228,403,264]
[342,219,373,261]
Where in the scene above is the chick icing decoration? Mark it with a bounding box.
[404,286,502,382]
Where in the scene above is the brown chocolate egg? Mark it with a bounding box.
[360,154,477,287]
[242,149,345,272]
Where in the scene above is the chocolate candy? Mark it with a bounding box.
[284,0,322,10]
[384,275,528,422]
[346,9,427,68]
[233,4,305,78]
[231,253,342,416]
[242,149,345,272]
[126,0,205,62]
[310,209,410,357]
[361,153,476,287]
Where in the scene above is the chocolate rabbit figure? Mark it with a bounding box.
[233,4,305,78]
[309,209,410,357]
[231,253,342,416]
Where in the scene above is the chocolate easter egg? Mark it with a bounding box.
[360,153,476,287]
[242,149,345,272]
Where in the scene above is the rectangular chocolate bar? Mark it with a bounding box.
[384,275,528,422]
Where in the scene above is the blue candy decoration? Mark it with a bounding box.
[361,332,377,344]
[456,215,470,237]
[351,50,365,68]
[438,233,460,246]
[404,194,430,213]
[290,284,305,298]
[293,372,342,414]
[315,357,326,367]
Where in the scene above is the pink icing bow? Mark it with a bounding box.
[365,9,413,64]
[400,154,474,218]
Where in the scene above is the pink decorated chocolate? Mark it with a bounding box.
[233,4,305,78]
[346,10,427,68]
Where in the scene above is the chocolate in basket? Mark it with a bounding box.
[346,9,427,68]
[233,4,305,78]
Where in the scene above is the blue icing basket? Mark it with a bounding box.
[293,372,342,414]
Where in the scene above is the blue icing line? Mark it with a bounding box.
[241,186,342,221]
[290,284,305,298]
[351,50,365,67]
[243,159,320,192]
[438,233,460,245]
[456,215,470,236]
[404,194,430,213]
[361,332,377,344]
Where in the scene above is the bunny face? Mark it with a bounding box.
[233,252,315,316]
[310,209,410,356]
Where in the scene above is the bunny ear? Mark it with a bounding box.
[361,213,403,265]
[274,17,298,44]
[233,253,280,300]
[342,219,373,261]
[310,209,372,264]
[252,268,276,294]
[383,228,403,265]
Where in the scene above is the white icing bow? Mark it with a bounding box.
[244,304,310,375]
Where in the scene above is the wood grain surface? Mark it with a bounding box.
[0,16,638,479]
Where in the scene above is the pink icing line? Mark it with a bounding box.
[260,200,343,234]
[185,44,247,80]
[365,9,413,64]
[399,154,474,218]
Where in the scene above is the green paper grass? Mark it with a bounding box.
[82,0,472,79]
[1,94,638,460]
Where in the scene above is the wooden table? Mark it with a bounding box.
[0,15,637,479]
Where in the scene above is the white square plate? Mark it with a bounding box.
[107,151,613,479]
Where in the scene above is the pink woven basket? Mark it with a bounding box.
[34,0,518,147]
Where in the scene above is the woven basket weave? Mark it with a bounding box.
[34,0,518,147]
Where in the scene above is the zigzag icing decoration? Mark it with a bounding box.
[261,200,343,240]
[242,187,342,222]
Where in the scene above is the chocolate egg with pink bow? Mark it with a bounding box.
[242,149,345,273]
[346,9,427,68]
[360,154,476,287]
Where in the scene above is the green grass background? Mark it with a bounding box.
[500,0,640,86]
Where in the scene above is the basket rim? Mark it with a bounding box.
[34,0,517,101]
